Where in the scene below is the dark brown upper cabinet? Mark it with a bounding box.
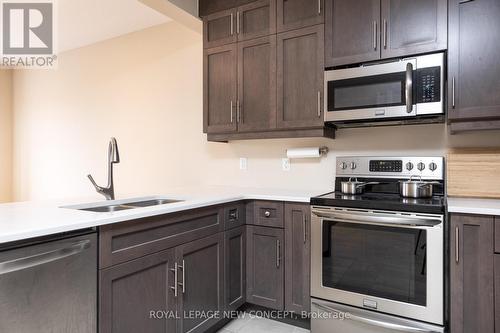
[237,0,277,42]
[325,0,447,67]
[448,0,500,132]
[277,25,325,129]
[450,214,494,333]
[284,203,311,313]
[277,0,324,33]
[203,44,238,134]
[238,36,277,132]
[325,0,380,67]
[203,8,238,49]
[380,0,447,59]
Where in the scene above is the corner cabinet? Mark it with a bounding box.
[202,1,334,142]
[325,0,447,67]
[448,0,500,133]
[450,214,494,333]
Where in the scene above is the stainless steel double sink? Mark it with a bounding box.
[63,197,184,213]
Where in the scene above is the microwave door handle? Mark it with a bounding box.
[312,302,439,333]
[405,62,413,114]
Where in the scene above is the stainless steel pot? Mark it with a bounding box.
[399,175,439,198]
[341,178,380,195]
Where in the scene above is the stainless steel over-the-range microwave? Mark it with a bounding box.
[324,52,445,124]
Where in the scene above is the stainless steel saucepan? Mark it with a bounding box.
[341,178,380,195]
[399,175,440,198]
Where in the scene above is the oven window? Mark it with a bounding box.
[322,221,426,306]
[328,72,406,111]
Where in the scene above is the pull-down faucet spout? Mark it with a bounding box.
[87,137,120,200]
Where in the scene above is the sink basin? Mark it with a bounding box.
[62,197,184,213]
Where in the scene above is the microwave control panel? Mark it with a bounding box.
[416,67,441,104]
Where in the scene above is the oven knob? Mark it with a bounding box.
[339,162,348,170]
[417,162,426,171]
[406,162,414,171]
[429,162,438,171]
[350,162,357,170]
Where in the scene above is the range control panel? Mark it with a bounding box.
[337,156,444,180]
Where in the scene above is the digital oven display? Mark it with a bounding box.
[369,160,403,172]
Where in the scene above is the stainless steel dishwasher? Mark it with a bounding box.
[0,230,97,333]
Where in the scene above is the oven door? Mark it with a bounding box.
[324,59,416,122]
[311,207,443,325]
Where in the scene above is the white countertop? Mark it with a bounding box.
[0,186,329,244]
[447,197,500,216]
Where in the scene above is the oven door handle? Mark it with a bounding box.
[312,302,440,333]
[312,210,441,228]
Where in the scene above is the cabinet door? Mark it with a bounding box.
[450,214,494,333]
[448,0,500,125]
[237,0,276,42]
[277,25,324,129]
[246,225,284,310]
[238,36,277,132]
[203,8,237,48]
[277,0,324,33]
[495,254,500,333]
[381,0,447,59]
[284,203,311,313]
[176,233,224,333]
[225,226,247,311]
[204,44,238,134]
[99,249,177,333]
[325,0,380,67]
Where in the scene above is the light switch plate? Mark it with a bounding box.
[282,158,290,171]
[240,158,248,170]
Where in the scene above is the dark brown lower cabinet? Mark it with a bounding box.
[284,203,310,313]
[99,249,177,333]
[176,233,225,333]
[450,214,494,333]
[225,226,247,311]
[246,225,284,310]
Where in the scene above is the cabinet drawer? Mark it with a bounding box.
[224,202,247,230]
[251,201,284,228]
[99,206,224,268]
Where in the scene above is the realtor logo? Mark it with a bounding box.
[1,0,57,68]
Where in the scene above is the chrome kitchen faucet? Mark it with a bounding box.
[87,137,120,200]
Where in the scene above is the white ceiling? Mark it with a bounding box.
[58,0,171,52]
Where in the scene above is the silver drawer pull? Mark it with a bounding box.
[276,240,281,268]
[455,226,459,263]
[264,210,271,217]
[178,260,186,293]
[0,240,90,275]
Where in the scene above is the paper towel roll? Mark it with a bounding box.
[286,147,328,159]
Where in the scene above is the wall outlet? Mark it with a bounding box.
[240,158,248,170]
[282,158,291,171]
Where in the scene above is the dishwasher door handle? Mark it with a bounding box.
[0,239,91,275]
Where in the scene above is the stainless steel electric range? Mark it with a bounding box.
[310,156,445,333]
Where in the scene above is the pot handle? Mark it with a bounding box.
[409,175,422,181]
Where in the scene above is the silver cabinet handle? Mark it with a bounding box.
[312,302,439,333]
[230,13,234,36]
[318,0,321,14]
[169,262,178,297]
[405,63,413,113]
[383,19,388,48]
[178,260,186,293]
[230,100,234,123]
[452,77,456,109]
[236,100,241,123]
[303,216,307,244]
[0,240,90,275]
[317,91,321,118]
[455,226,459,263]
[264,210,271,217]
[373,21,377,50]
[276,240,281,268]
[237,11,240,34]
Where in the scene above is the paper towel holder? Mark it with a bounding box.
[286,147,329,159]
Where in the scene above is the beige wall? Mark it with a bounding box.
[0,70,12,203]
[11,21,500,202]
